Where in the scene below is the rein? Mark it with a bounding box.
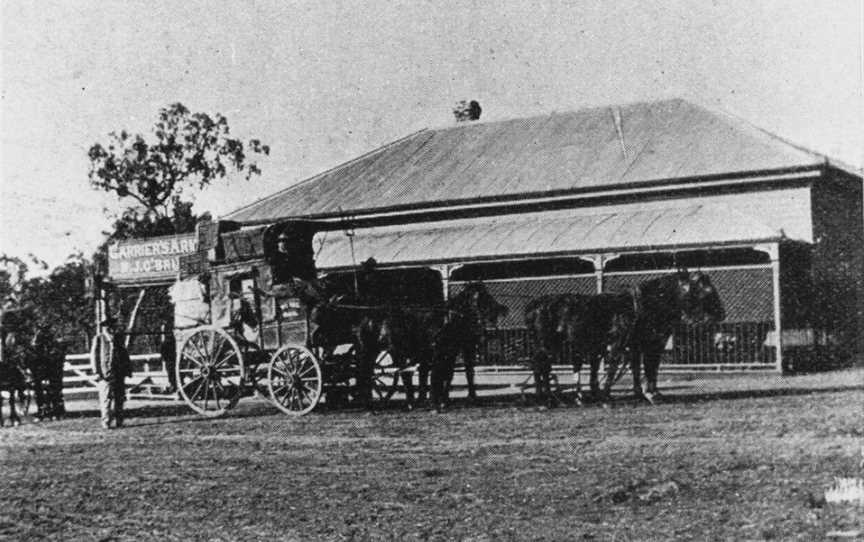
[603,286,642,385]
[327,302,461,318]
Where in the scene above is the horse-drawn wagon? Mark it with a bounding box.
[164,218,505,417]
[160,219,362,417]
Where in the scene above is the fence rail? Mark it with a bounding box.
[60,321,781,401]
[63,353,171,399]
[480,321,779,370]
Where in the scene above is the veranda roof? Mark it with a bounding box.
[313,202,784,270]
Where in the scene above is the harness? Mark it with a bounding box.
[602,285,642,386]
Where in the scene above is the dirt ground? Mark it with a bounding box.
[1,368,862,541]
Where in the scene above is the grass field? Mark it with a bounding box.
[1,368,863,541]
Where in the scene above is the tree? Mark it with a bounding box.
[1,253,93,352]
[88,103,269,240]
[1,255,28,304]
[21,254,94,351]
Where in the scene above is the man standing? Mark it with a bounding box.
[94,317,131,429]
[159,322,177,394]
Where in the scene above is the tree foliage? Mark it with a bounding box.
[0,255,31,303]
[88,103,269,240]
[1,254,92,351]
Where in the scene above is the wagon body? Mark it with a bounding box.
[171,218,439,417]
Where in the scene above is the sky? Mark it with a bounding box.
[1,0,862,271]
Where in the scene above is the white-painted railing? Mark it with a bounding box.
[64,352,172,399]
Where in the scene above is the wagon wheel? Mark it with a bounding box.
[176,326,244,417]
[267,344,322,416]
[372,350,400,404]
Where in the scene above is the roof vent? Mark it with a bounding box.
[453,100,482,122]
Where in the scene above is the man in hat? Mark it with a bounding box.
[94,317,132,429]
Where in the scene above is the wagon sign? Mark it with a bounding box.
[108,233,198,282]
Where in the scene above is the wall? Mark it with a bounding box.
[809,168,864,361]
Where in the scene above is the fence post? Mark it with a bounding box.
[756,243,782,372]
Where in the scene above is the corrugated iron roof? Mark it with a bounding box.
[226,98,826,224]
[313,202,782,269]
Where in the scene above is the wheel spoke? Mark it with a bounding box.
[278,387,293,407]
[203,331,215,361]
[271,364,289,379]
[209,338,227,367]
[189,337,209,367]
[213,349,238,370]
[189,377,207,401]
[301,382,319,399]
[182,348,207,368]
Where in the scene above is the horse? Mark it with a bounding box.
[427,282,509,411]
[616,270,725,403]
[1,307,66,422]
[524,292,631,406]
[0,363,28,427]
[27,326,67,420]
[352,304,429,410]
[525,270,725,405]
[0,328,30,427]
[289,273,421,410]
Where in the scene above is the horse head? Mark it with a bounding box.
[454,282,508,327]
[677,271,725,325]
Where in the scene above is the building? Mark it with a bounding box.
[222,98,863,371]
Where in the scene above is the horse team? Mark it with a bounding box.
[293,264,724,412]
[283,263,510,412]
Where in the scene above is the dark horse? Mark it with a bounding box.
[525,292,630,406]
[27,326,67,420]
[619,271,724,402]
[1,307,66,423]
[1,317,29,427]
[526,271,725,405]
[426,282,509,411]
[0,364,28,427]
[289,271,424,410]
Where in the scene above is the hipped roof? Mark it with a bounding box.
[226,98,832,224]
